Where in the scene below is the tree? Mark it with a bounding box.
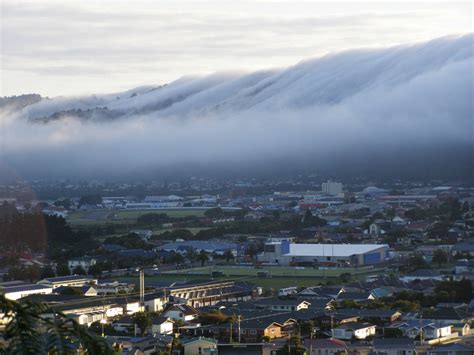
[245,243,259,262]
[60,287,83,296]
[408,254,427,270]
[56,263,70,276]
[169,252,185,265]
[197,250,209,266]
[72,265,86,275]
[132,312,152,336]
[78,194,102,206]
[204,207,225,219]
[0,295,112,353]
[88,263,103,277]
[432,249,448,267]
[223,249,234,263]
[40,265,55,279]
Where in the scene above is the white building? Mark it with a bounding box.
[322,181,343,196]
[68,257,97,273]
[1,284,52,300]
[332,322,376,340]
[37,275,97,289]
[258,241,388,266]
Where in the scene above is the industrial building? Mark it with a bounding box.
[257,241,388,266]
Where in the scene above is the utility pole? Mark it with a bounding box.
[139,269,145,312]
[237,315,241,343]
[331,314,334,338]
[419,313,424,344]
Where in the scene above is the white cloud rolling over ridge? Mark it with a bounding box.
[1,35,473,180]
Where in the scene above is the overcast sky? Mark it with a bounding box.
[1,0,472,97]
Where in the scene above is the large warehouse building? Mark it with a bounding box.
[257,241,388,266]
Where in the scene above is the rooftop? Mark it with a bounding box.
[286,243,386,257]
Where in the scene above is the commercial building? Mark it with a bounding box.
[257,241,388,266]
[1,284,52,300]
[322,181,343,196]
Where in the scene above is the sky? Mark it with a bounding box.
[1,0,472,97]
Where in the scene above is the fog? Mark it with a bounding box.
[1,34,473,180]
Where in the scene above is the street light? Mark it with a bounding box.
[100,319,107,337]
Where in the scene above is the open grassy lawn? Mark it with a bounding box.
[114,272,371,291]
[162,265,385,278]
[116,209,208,219]
[153,227,211,235]
[67,208,209,226]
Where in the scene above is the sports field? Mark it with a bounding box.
[67,208,208,225]
[162,265,383,278]
[116,209,207,219]
[116,264,385,290]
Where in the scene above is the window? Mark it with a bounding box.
[242,330,246,334]
[250,330,257,335]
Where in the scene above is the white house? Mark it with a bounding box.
[161,304,198,322]
[332,322,376,340]
[68,257,97,273]
[183,337,217,355]
[400,269,444,283]
[392,320,452,340]
[151,316,174,335]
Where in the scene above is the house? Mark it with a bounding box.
[112,315,174,335]
[116,335,174,355]
[151,316,174,335]
[67,256,96,273]
[336,309,401,325]
[451,241,474,257]
[427,343,474,355]
[1,284,52,300]
[144,291,168,312]
[218,343,271,355]
[162,303,199,322]
[253,297,310,311]
[391,320,452,340]
[336,291,375,302]
[208,318,283,342]
[400,269,444,282]
[37,275,97,289]
[314,312,359,329]
[373,338,416,355]
[424,306,473,325]
[304,338,348,355]
[332,322,376,340]
[299,286,345,299]
[183,337,217,355]
[55,285,98,297]
[130,229,153,240]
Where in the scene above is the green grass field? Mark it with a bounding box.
[116,209,207,219]
[67,208,209,226]
[162,265,384,278]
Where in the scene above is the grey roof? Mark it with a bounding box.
[406,269,441,277]
[373,338,414,350]
[336,321,374,330]
[159,240,237,252]
[254,297,309,306]
[336,308,400,318]
[1,284,51,293]
[41,275,94,283]
[429,343,474,352]
[336,291,373,301]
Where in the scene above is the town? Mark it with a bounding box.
[1,177,473,354]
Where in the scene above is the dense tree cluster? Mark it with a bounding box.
[0,213,98,264]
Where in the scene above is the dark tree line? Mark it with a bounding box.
[0,213,98,263]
